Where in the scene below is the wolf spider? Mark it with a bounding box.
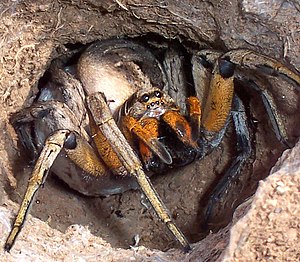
[5,38,300,252]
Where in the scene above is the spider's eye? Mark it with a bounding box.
[154,91,162,98]
[141,94,150,103]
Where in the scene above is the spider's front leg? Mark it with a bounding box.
[195,49,300,225]
[199,49,300,146]
[4,100,115,251]
[5,129,70,251]
[86,92,191,251]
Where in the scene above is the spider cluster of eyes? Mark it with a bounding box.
[140,90,164,109]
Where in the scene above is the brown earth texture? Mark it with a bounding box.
[0,0,299,261]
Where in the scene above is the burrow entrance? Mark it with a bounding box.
[2,0,300,252]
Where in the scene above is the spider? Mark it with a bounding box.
[4,38,300,252]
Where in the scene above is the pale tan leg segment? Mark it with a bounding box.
[87,92,191,251]
[5,130,70,252]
